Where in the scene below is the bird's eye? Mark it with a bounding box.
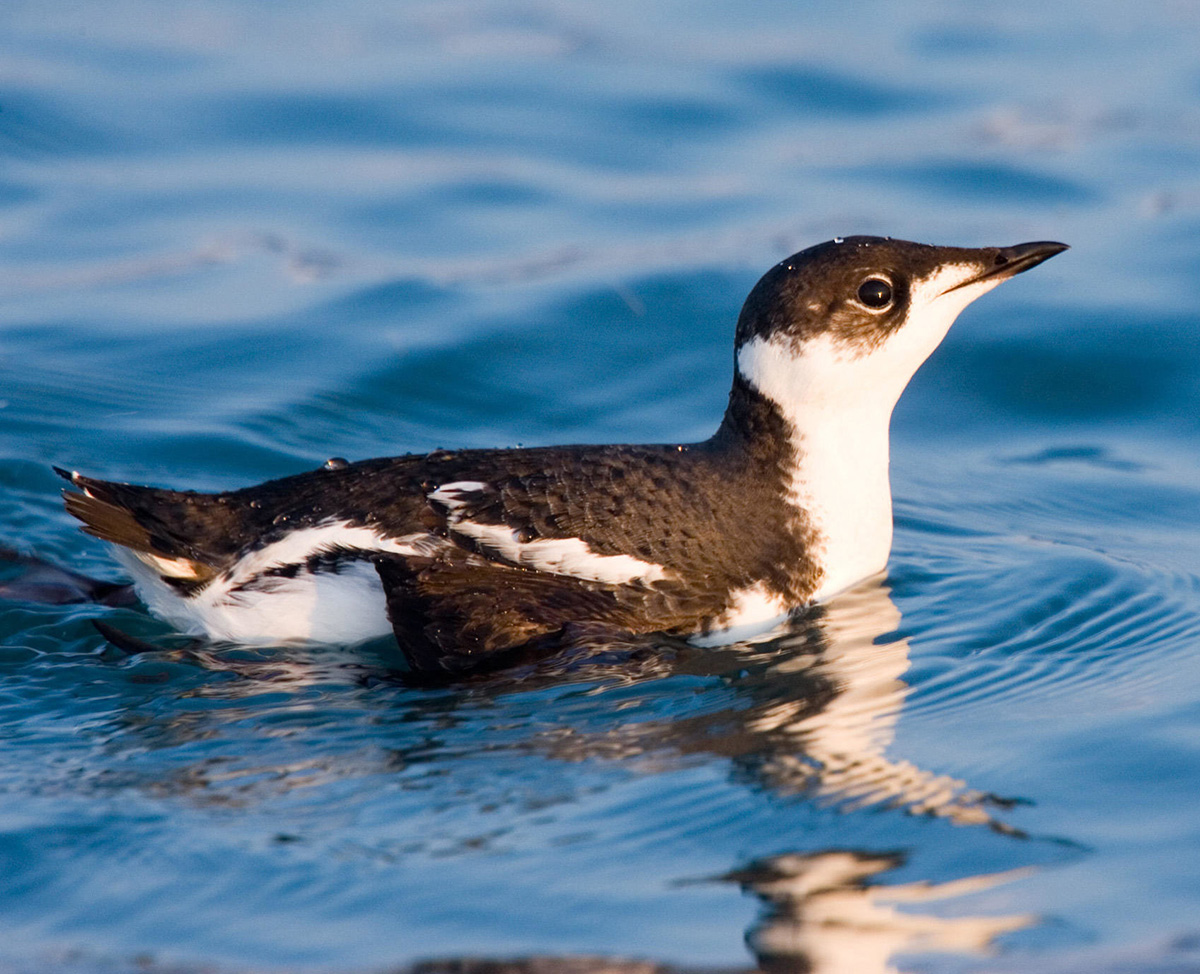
[857,278,893,309]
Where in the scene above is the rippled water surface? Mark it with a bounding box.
[3,2,1200,972]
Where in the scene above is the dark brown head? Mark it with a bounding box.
[736,235,1068,353]
[733,235,1068,416]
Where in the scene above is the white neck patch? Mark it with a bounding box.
[735,261,1008,601]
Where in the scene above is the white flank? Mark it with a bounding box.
[434,480,672,585]
[117,520,428,646]
[737,261,1010,602]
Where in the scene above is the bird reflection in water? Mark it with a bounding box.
[380,854,1031,974]
[727,848,1033,974]
[75,574,1016,829]
[4,554,1038,971]
[31,848,1034,974]
[512,577,1019,831]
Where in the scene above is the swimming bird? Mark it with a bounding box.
[58,236,1066,674]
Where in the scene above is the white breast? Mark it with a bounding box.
[737,335,897,602]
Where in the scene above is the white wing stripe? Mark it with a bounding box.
[228,521,421,583]
[431,480,670,585]
[428,481,489,513]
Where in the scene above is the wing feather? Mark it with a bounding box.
[375,552,645,675]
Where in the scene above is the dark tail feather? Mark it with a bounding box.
[55,466,224,583]
[57,469,157,553]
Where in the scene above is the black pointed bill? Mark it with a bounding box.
[941,240,1069,294]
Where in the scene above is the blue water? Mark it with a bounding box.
[2,2,1200,972]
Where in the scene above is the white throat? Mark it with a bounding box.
[736,263,1003,601]
[740,333,899,601]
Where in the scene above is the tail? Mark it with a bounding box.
[56,467,234,588]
